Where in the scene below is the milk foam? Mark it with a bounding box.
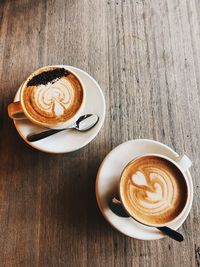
[34,78,74,117]
[120,156,187,225]
[23,67,84,126]
[129,169,174,213]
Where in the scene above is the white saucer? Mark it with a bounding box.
[96,139,193,240]
[13,66,106,153]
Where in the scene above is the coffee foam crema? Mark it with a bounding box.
[22,67,83,126]
[120,156,188,225]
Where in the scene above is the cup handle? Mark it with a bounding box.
[109,197,130,217]
[175,155,192,172]
[8,101,27,120]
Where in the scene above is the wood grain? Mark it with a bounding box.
[0,0,200,266]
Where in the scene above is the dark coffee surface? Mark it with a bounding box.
[27,68,69,86]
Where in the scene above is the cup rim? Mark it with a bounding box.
[119,153,191,227]
[19,65,86,128]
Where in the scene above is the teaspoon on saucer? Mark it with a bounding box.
[109,197,184,242]
[27,114,99,142]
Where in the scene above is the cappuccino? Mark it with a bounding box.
[120,156,188,226]
[22,67,84,127]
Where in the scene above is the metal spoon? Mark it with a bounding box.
[27,114,99,142]
[109,197,184,242]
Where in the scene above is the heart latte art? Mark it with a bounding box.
[22,67,84,126]
[120,156,188,225]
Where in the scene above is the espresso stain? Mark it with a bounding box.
[27,68,69,86]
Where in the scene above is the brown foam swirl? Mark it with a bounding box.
[120,156,188,225]
[22,67,83,126]
[127,167,175,214]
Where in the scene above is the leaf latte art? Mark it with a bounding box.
[22,67,84,126]
[120,156,188,225]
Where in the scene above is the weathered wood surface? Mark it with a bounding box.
[0,0,200,266]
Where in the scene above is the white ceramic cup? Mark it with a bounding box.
[8,65,86,129]
[117,153,192,227]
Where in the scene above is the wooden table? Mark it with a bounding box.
[0,0,200,266]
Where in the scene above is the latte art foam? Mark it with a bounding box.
[22,67,84,126]
[120,156,188,225]
[33,79,74,117]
